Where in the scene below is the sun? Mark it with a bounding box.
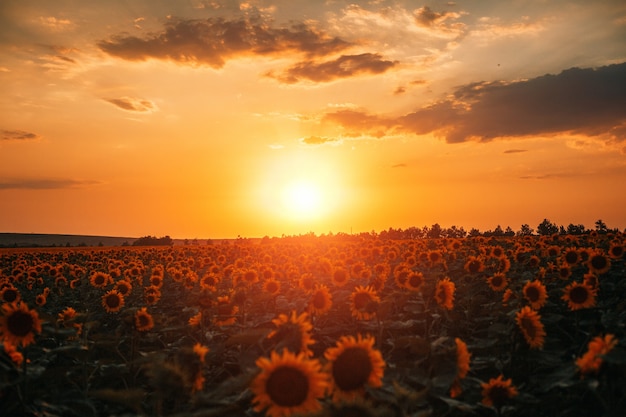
[281,180,323,219]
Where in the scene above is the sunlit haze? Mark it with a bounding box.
[1,0,625,238]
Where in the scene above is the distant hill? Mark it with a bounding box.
[0,233,136,248]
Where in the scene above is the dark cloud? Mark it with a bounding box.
[503,149,528,154]
[325,62,626,144]
[300,136,339,145]
[269,53,398,83]
[323,109,395,138]
[413,6,462,31]
[105,97,157,112]
[0,179,102,190]
[98,17,351,68]
[1,130,41,141]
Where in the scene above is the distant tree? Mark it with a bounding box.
[504,226,515,236]
[133,235,174,246]
[468,228,481,237]
[537,219,559,236]
[566,224,586,235]
[518,224,534,236]
[595,219,608,234]
[427,223,442,239]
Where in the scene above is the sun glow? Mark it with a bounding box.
[281,180,323,219]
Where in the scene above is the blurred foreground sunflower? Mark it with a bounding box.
[251,350,327,417]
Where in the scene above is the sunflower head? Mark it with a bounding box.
[522,280,547,310]
[515,306,546,349]
[324,334,385,400]
[481,375,518,409]
[251,350,327,417]
[135,307,154,332]
[267,311,315,357]
[0,301,43,348]
[562,282,597,311]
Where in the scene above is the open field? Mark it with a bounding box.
[1,232,625,417]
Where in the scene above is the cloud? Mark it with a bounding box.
[414,6,463,31]
[269,53,398,83]
[105,97,158,113]
[503,149,528,154]
[0,179,102,190]
[391,163,407,168]
[300,136,340,145]
[324,62,626,144]
[98,17,351,68]
[1,130,41,141]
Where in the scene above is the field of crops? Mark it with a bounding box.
[1,232,624,417]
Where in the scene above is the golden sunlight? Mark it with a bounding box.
[281,180,324,219]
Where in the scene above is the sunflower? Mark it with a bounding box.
[299,273,316,293]
[576,334,618,375]
[324,334,385,400]
[522,280,547,310]
[135,307,154,332]
[188,312,202,327]
[0,285,20,304]
[350,286,380,321]
[308,285,333,316]
[263,278,282,296]
[213,295,239,326]
[193,342,209,364]
[114,279,132,296]
[435,278,455,310]
[144,285,161,305]
[561,247,580,266]
[464,256,484,274]
[267,311,315,357]
[587,250,611,275]
[404,271,424,292]
[90,271,113,289]
[392,265,411,288]
[251,350,327,417]
[562,282,597,311]
[486,273,508,291]
[3,340,24,366]
[35,292,47,307]
[608,242,624,259]
[557,264,572,280]
[199,272,220,291]
[450,337,471,398]
[480,375,518,408]
[102,289,125,313]
[502,289,514,306]
[515,306,546,349]
[0,301,42,348]
[149,274,163,288]
[331,267,350,287]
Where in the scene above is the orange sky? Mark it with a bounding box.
[1,1,626,238]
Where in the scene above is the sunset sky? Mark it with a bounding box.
[1,0,625,239]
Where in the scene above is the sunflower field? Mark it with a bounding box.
[1,231,625,417]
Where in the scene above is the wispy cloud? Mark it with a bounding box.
[1,130,41,141]
[268,53,397,83]
[105,97,158,113]
[504,149,528,154]
[300,136,340,145]
[0,179,102,190]
[98,17,351,68]
[323,62,626,145]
